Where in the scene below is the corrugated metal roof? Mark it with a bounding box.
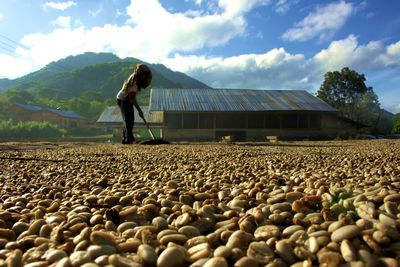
[47,108,86,120]
[149,88,337,112]
[15,103,85,119]
[97,106,163,124]
[97,106,122,123]
[15,103,43,112]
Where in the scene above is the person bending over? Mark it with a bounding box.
[116,64,152,144]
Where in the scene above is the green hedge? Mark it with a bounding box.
[0,120,64,140]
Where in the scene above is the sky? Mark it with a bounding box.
[0,0,399,113]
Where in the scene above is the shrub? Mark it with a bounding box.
[393,113,400,134]
[0,120,64,140]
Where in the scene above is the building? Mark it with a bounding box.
[96,106,163,138]
[9,103,86,128]
[147,88,362,141]
[9,103,43,122]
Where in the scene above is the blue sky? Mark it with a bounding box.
[0,0,399,112]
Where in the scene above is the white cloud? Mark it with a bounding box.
[52,16,71,28]
[89,5,103,17]
[282,1,353,42]
[19,26,106,67]
[313,35,399,72]
[6,0,267,72]
[0,0,272,68]
[162,36,400,100]
[123,0,269,60]
[163,48,308,89]
[1,1,399,112]
[354,0,367,13]
[0,55,32,79]
[385,41,400,65]
[186,0,203,6]
[218,0,271,16]
[0,13,3,22]
[367,12,375,19]
[43,1,76,11]
[275,0,298,15]
[115,9,124,18]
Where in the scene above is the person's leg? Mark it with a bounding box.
[117,99,134,144]
[125,104,135,143]
[122,128,127,144]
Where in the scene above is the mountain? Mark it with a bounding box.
[150,63,209,89]
[0,78,16,92]
[1,52,211,99]
[376,108,395,133]
[14,52,122,84]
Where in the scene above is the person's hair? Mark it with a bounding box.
[123,64,152,94]
[132,64,152,89]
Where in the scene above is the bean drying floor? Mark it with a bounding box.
[0,140,399,266]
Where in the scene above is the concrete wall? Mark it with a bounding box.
[163,129,215,141]
[163,128,330,141]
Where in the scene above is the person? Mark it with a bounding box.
[116,64,152,144]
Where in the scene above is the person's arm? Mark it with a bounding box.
[129,92,144,118]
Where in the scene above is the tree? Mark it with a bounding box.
[393,113,400,134]
[352,89,380,128]
[4,89,33,104]
[0,96,11,120]
[375,110,396,134]
[317,67,381,128]
[36,87,56,99]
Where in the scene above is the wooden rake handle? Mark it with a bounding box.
[142,117,156,140]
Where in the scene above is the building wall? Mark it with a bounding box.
[163,129,215,141]
[8,105,39,121]
[42,111,87,128]
[8,105,85,128]
[161,111,358,141]
[163,128,328,141]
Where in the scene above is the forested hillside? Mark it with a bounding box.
[0,52,210,120]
